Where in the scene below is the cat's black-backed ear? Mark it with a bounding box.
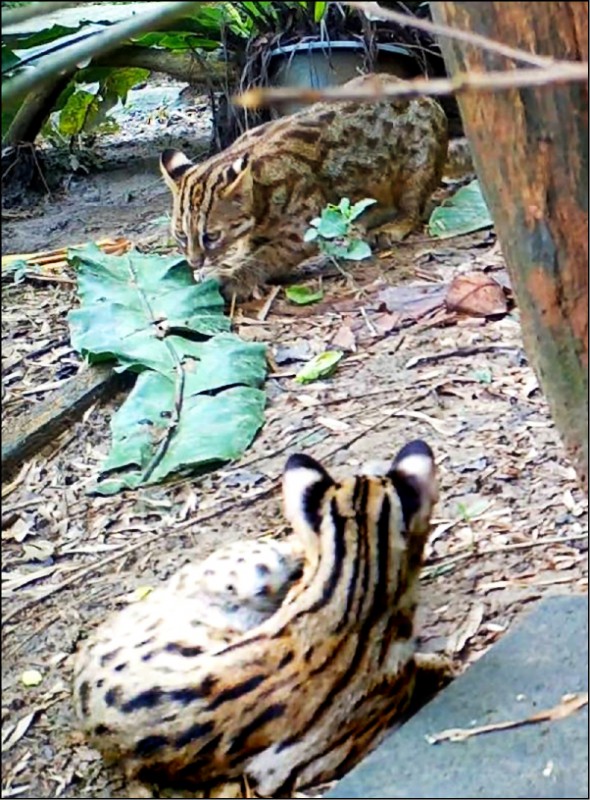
[283,453,334,538]
[227,153,250,182]
[221,154,253,206]
[388,440,438,533]
[160,149,194,189]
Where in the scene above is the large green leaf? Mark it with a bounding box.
[67,246,267,493]
[428,179,494,239]
[68,245,229,372]
[96,374,266,494]
[3,23,84,52]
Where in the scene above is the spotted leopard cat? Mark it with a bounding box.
[160,73,448,300]
[72,441,441,796]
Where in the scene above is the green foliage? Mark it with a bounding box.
[231,1,330,36]
[285,285,324,305]
[428,180,494,239]
[295,351,344,384]
[304,197,377,262]
[1,0,339,143]
[67,245,267,494]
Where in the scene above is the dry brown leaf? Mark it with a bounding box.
[22,540,55,562]
[316,416,350,433]
[446,271,507,317]
[445,602,485,655]
[2,518,32,543]
[426,692,589,744]
[393,409,460,437]
[331,324,357,352]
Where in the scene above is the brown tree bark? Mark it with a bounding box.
[430,2,588,492]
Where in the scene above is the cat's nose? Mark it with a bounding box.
[187,254,205,268]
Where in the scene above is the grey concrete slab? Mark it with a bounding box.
[328,594,588,799]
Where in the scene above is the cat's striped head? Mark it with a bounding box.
[282,440,438,563]
[160,148,255,271]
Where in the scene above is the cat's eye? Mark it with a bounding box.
[175,231,188,249]
[202,231,221,249]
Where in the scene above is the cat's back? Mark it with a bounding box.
[244,73,447,186]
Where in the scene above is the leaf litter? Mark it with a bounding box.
[2,153,588,800]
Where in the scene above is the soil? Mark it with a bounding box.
[1,80,588,799]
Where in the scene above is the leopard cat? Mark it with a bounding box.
[72,440,441,797]
[160,73,448,300]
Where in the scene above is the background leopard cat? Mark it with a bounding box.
[72,441,439,797]
[160,73,448,300]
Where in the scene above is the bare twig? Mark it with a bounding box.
[405,345,520,369]
[236,63,589,109]
[423,532,589,578]
[257,286,281,322]
[348,1,555,68]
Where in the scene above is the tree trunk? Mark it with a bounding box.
[430,1,588,493]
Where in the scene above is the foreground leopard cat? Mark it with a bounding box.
[72,441,441,796]
[160,73,448,299]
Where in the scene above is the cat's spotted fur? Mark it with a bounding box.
[160,73,448,300]
[72,441,439,796]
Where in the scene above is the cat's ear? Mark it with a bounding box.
[282,454,334,539]
[160,149,194,191]
[220,154,253,207]
[388,440,438,533]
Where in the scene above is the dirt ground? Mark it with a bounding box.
[2,86,588,799]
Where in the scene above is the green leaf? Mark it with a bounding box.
[314,1,328,22]
[285,286,324,305]
[348,197,377,221]
[316,208,348,239]
[57,89,94,136]
[67,246,229,372]
[67,246,267,493]
[295,351,344,384]
[131,31,220,50]
[428,180,494,239]
[344,239,373,261]
[2,45,20,73]
[337,197,351,216]
[101,67,149,103]
[3,23,82,52]
[95,366,266,494]
[303,228,318,242]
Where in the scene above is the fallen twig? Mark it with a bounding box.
[423,532,589,577]
[405,345,520,369]
[426,692,588,744]
[257,286,281,322]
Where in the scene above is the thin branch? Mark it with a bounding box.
[423,532,589,577]
[2,1,79,28]
[236,63,589,109]
[347,1,555,68]
[2,1,203,104]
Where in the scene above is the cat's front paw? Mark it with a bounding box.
[370,216,420,249]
